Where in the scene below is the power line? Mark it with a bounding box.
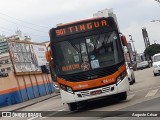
[0,11,49,29]
[0,16,47,33]
[25,33,48,37]
[0,26,15,32]
[0,26,48,37]
[0,29,13,34]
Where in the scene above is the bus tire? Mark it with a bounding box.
[119,92,127,101]
[133,78,136,83]
[67,102,77,111]
[154,72,157,76]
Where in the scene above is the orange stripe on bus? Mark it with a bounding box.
[57,17,103,27]
[57,64,126,91]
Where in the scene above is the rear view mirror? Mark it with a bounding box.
[49,60,57,82]
[121,35,127,46]
[130,67,133,69]
[46,43,52,62]
[46,50,51,62]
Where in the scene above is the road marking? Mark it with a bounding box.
[39,109,65,119]
[58,109,65,111]
[129,85,160,94]
[47,107,64,111]
[27,117,37,120]
[145,89,159,97]
[39,117,46,119]
[127,94,135,100]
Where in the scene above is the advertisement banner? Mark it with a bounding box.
[8,40,47,75]
[30,44,47,66]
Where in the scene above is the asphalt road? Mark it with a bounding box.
[1,67,160,120]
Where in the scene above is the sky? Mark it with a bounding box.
[0,0,160,53]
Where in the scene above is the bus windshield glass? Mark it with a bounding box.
[54,31,124,75]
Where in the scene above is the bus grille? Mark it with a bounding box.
[79,85,111,97]
[59,61,124,82]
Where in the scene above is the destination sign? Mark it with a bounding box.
[55,18,114,37]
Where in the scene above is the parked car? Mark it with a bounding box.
[126,62,135,85]
[152,53,160,76]
[0,72,8,77]
[136,61,150,70]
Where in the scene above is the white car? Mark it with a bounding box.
[126,63,135,85]
[136,61,150,70]
[153,53,160,76]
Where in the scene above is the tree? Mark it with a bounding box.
[144,44,160,60]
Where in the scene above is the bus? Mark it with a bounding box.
[46,17,130,111]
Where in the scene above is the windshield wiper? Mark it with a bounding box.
[68,41,80,53]
[95,33,109,50]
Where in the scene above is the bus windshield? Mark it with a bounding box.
[54,31,124,75]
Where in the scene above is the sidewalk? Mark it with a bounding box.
[0,93,60,112]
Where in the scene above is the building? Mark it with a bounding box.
[0,30,31,42]
[0,35,5,41]
[0,40,55,107]
[0,52,13,72]
[93,8,120,31]
[0,41,9,54]
[41,41,50,47]
[0,41,12,73]
[0,30,31,73]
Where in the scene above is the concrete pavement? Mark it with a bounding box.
[0,93,60,113]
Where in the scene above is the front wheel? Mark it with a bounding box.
[67,102,77,111]
[118,92,127,101]
[133,78,136,83]
[154,72,157,76]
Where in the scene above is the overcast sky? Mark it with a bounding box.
[0,0,160,53]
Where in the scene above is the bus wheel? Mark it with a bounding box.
[118,92,127,101]
[67,102,77,111]
[154,72,157,76]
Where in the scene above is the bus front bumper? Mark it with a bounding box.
[60,76,130,103]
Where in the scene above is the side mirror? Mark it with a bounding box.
[46,50,51,62]
[130,67,133,69]
[121,35,127,46]
[49,60,57,82]
[46,42,52,62]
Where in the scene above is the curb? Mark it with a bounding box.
[13,93,60,111]
[0,93,60,114]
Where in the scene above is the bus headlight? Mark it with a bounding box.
[116,76,122,85]
[116,71,127,85]
[60,84,66,91]
[66,87,74,94]
[60,84,74,94]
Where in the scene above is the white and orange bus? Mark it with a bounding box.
[47,17,130,111]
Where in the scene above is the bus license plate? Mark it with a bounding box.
[90,90,102,95]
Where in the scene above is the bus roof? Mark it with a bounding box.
[57,17,103,28]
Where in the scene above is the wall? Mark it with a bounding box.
[0,72,55,107]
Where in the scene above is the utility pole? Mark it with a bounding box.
[151,20,160,22]
[129,35,136,56]
[142,28,150,48]
[155,0,160,3]
[155,0,160,6]
[129,35,137,69]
